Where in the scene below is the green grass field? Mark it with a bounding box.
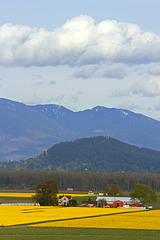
[0,197,32,203]
[0,228,160,240]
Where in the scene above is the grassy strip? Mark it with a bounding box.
[0,197,33,203]
[0,228,159,240]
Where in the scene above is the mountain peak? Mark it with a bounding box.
[30,103,73,119]
[92,106,105,111]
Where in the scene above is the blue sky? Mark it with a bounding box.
[1,0,160,119]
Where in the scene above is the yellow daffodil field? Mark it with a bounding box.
[1,205,159,230]
[0,192,160,231]
[0,206,140,226]
[0,192,96,198]
[34,209,160,230]
[0,192,34,198]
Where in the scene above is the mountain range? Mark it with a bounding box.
[1,98,160,161]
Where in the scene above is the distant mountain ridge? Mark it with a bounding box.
[1,136,160,173]
[0,98,75,161]
[1,98,160,161]
[30,103,160,150]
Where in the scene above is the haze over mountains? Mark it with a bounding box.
[1,98,160,162]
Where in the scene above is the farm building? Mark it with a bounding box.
[58,195,72,206]
[96,196,141,208]
[58,195,77,206]
[67,188,73,191]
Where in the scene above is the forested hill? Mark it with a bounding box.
[1,136,160,173]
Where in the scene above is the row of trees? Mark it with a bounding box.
[0,171,160,192]
[34,180,157,207]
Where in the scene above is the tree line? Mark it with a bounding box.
[0,170,160,192]
[33,180,157,207]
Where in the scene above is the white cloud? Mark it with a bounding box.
[73,65,98,79]
[1,15,160,67]
[131,76,160,97]
[101,63,128,79]
[74,63,129,79]
[148,64,160,75]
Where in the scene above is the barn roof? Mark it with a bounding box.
[59,195,72,199]
[96,197,140,204]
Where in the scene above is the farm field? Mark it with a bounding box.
[0,192,96,197]
[35,209,160,230]
[0,205,160,230]
[0,228,160,240]
[0,203,160,240]
[0,206,142,226]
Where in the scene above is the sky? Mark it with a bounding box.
[1,0,160,120]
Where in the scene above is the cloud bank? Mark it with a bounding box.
[132,77,160,97]
[0,15,160,67]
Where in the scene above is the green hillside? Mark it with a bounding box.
[1,136,160,173]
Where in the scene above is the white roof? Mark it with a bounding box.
[96,196,140,204]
